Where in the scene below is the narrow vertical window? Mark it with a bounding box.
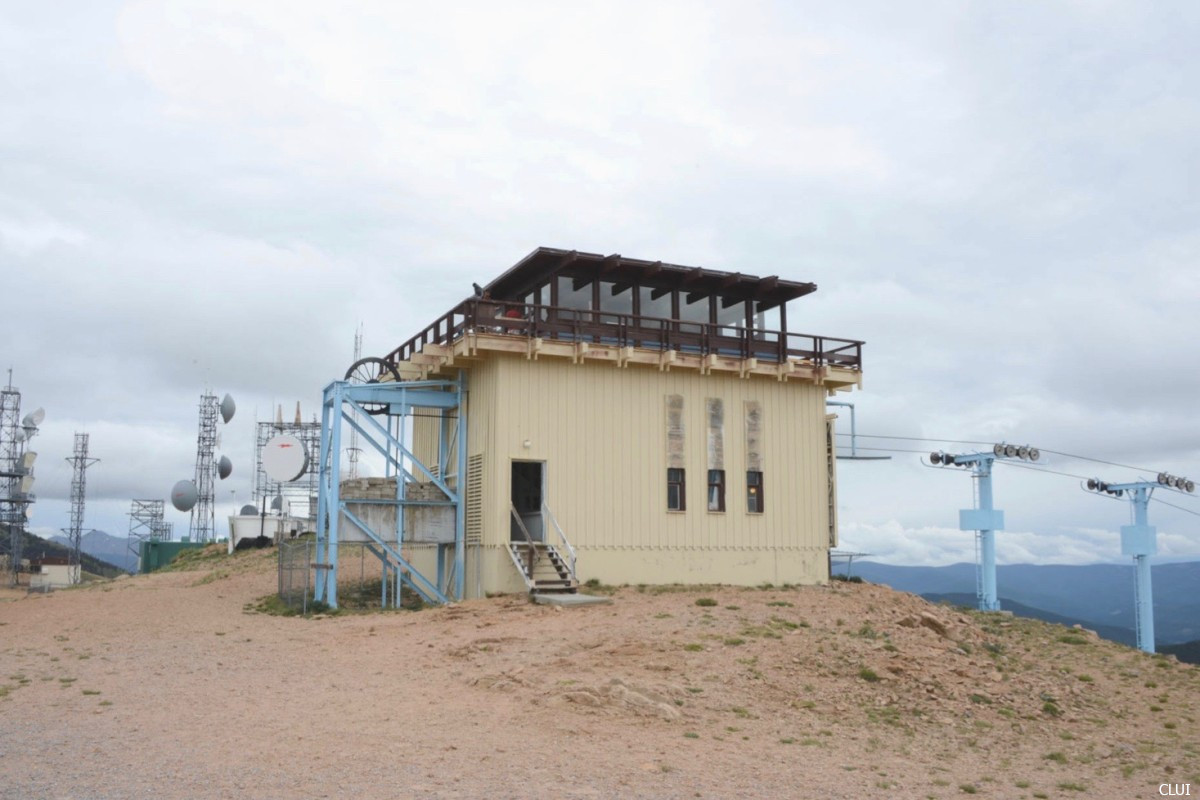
[746,471,763,513]
[707,469,725,512]
[667,468,686,511]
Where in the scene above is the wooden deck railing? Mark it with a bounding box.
[382,299,863,372]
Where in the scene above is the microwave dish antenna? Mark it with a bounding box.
[171,479,198,512]
[262,434,309,483]
[220,394,236,424]
[217,455,233,480]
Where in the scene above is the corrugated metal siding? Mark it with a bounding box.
[474,354,828,561]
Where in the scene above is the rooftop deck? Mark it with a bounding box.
[384,297,862,374]
[383,247,864,376]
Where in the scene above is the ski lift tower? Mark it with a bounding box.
[928,443,1042,612]
[1082,472,1195,654]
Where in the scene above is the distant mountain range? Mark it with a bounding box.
[0,525,125,579]
[848,561,1200,652]
[48,530,138,573]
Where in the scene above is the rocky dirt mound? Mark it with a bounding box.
[0,551,1196,799]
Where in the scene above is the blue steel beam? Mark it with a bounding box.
[315,378,467,609]
[1085,480,1160,653]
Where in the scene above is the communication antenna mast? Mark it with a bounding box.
[126,499,165,573]
[0,371,42,586]
[347,325,363,479]
[62,433,99,584]
[927,443,1042,611]
[1081,472,1194,653]
[186,392,235,542]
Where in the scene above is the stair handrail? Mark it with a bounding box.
[509,502,538,582]
[541,500,576,579]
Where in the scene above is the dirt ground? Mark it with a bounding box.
[0,547,1197,800]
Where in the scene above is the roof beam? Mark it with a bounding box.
[685,290,707,305]
[682,267,704,285]
[600,253,622,274]
[650,286,672,301]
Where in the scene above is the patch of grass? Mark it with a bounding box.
[859,668,880,683]
[1144,680,1158,688]
[653,612,672,619]
[724,605,740,611]
[1164,722,1177,730]
[723,637,745,646]
[765,601,793,607]
[683,643,703,652]
[1042,701,1062,717]
[1057,634,1088,645]
[1044,752,1068,764]
[98,700,112,707]
[1076,674,1094,682]
[58,678,76,685]
[959,783,977,794]
[1056,782,1087,792]
[695,597,718,607]
[81,689,101,696]
[683,732,699,739]
[968,693,992,705]
[1015,780,1030,788]
[730,706,752,718]
[686,687,703,694]
[779,737,795,744]
[1033,793,1049,799]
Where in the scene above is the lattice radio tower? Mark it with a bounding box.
[1,371,42,586]
[62,433,99,584]
[190,393,220,542]
[126,499,166,572]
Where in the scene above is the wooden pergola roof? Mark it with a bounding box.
[484,247,817,311]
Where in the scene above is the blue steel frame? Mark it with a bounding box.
[313,373,468,609]
[941,452,1006,612]
[1087,481,1158,653]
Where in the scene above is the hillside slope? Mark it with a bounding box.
[0,548,1196,799]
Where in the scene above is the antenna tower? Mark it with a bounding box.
[190,393,220,542]
[0,371,41,586]
[62,433,99,584]
[126,499,166,572]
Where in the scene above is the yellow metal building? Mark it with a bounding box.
[381,247,863,597]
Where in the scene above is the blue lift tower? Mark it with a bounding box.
[1083,472,1194,654]
[929,443,1041,612]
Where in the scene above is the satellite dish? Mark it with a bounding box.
[1017,446,1030,460]
[21,407,45,428]
[14,428,25,443]
[271,494,284,512]
[1027,448,1040,462]
[1157,473,1169,485]
[263,434,308,482]
[220,393,236,424]
[1086,478,1098,491]
[217,455,232,480]
[1003,444,1018,457]
[930,452,943,465]
[1186,480,1196,493]
[993,444,1005,457]
[171,479,199,512]
[239,504,258,516]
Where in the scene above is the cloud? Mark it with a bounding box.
[2,1,1198,557]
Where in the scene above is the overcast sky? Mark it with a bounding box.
[3,1,1198,566]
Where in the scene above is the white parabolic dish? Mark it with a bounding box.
[263,434,308,482]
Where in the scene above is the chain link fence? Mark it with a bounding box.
[277,538,425,613]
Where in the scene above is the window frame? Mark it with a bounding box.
[667,468,686,512]
[746,470,764,514]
